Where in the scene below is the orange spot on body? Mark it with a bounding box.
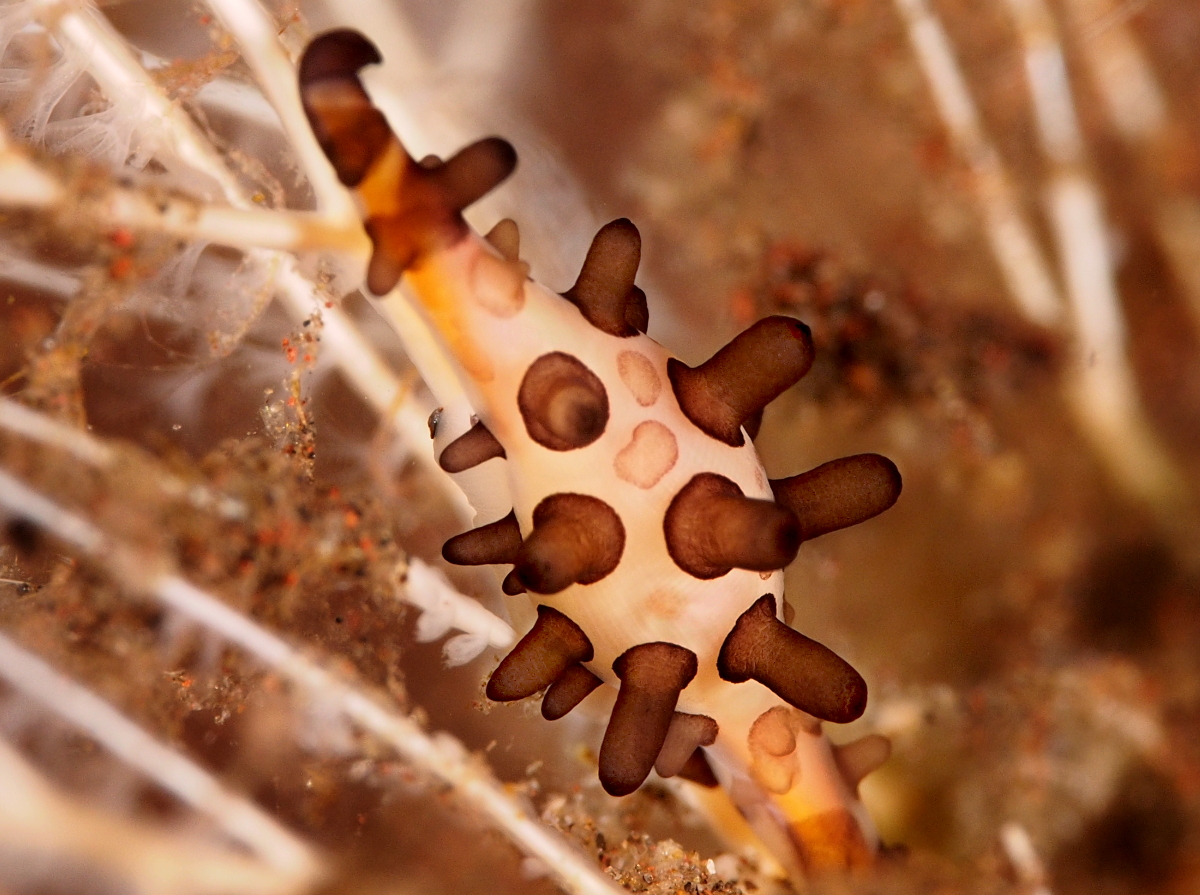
[616,350,661,406]
[108,256,133,279]
[643,587,686,621]
[408,255,494,382]
[789,808,873,871]
[614,420,678,489]
[470,250,525,317]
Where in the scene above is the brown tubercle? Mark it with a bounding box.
[562,219,648,337]
[541,664,603,720]
[517,353,609,451]
[744,408,764,440]
[771,454,902,542]
[676,749,719,787]
[667,316,814,446]
[654,712,718,779]
[441,511,522,566]
[486,606,593,702]
[299,30,517,295]
[438,421,506,473]
[501,569,526,595]
[718,595,867,724]
[600,642,698,796]
[513,493,625,593]
[624,286,650,335]
[664,473,800,579]
[297,30,388,187]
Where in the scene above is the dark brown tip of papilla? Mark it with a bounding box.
[599,642,698,796]
[654,713,719,779]
[625,286,649,334]
[501,569,526,595]
[664,473,800,580]
[486,606,593,702]
[676,749,719,787]
[517,352,609,451]
[436,137,518,213]
[562,219,647,338]
[668,316,814,447]
[744,408,764,441]
[513,493,625,594]
[771,454,902,542]
[299,29,382,83]
[718,595,867,724]
[438,421,506,473]
[441,510,522,566]
[541,663,603,720]
[299,31,391,188]
[485,218,520,261]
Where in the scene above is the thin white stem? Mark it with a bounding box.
[33,0,243,198]
[196,75,286,129]
[23,2,459,490]
[0,632,322,880]
[0,397,248,519]
[0,737,311,895]
[270,264,464,503]
[201,0,356,221]
[1004,0,1186,513]
[892,0,1063,327]
[0,141,362,252]
[1062,0,1200,336]
[0,397,112,466]
[895,0,1187,517]
[1063,0,1165,142]
[0,467,622,895]
[0,122,63,204]
[1156,199,1200,332]
[999,822,1053,895]
[0,248,81,297]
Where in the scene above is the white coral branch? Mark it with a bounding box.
[0,737,311,895]
[894,0,1190,525]
[0,132,362,251]
[201,0,357,221]
[1002,0,1187,517]
[999,822,1053,895]
[0,466,623,895]
[0,397,247,519]
[892,0,1063,327]
[1062,0,1200,339]
[0,633,322,883]
[18,0,457,491]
